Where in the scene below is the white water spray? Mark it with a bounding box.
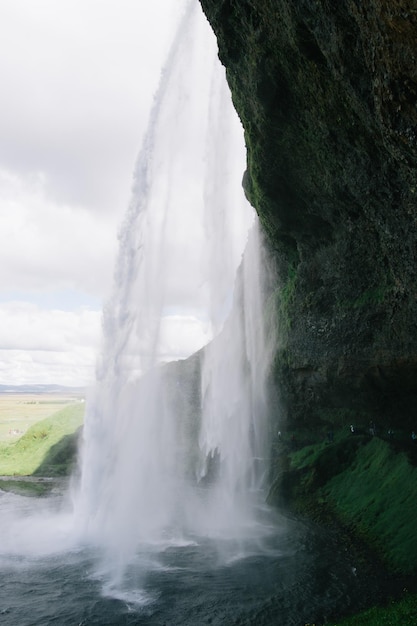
[74,1,272,576]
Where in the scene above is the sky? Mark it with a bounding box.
[0,0,186,387]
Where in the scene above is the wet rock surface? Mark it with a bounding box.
[198,0,417,431]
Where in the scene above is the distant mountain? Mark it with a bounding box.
[0,384,86,394]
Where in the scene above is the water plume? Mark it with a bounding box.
[74,0,272,583]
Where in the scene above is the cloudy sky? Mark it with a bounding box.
[0,0,186,387]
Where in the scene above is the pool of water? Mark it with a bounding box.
[0,489,382,625]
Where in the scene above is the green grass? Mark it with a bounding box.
[0,479,53,497]
[284,434,417,623]
[0,393,83,443]
[321,437,417,572]
[290,442,325,469]
[288,433,417,574]
[326,591,417,625]
[277,261,298,332]
[289,428,349,470]
[0,403,84,476]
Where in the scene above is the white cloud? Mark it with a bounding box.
[0,168,117,298]
[0,0,183,213]
[0,301,102,386]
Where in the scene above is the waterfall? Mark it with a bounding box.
[196,225,271,532]
[74,0,272,580]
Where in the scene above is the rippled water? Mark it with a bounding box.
[0,489,383,626]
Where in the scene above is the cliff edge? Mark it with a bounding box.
[199,0,417,434]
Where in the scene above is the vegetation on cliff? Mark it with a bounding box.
[265,424,417,623]
[328,591,417,626]
[270,428,417,574]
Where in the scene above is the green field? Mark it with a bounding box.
[0,393,84,476]
[0,393,84,442]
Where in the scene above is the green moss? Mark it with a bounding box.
[0,479,52,497]
[338,284,391,310]
[290,441,328,470]
[322,437,417,572]
[291,436,365,489]
[285,431,417,574]
[353,285,389,308]
[326,591,417,625]
[276,261,299,332]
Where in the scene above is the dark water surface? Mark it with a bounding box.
[0,490,381,626]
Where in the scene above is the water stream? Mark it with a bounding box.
[74,0,267,583]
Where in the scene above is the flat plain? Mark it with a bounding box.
[0,393,84,443]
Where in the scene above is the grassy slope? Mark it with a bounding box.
[321,437,417,573]
[0,403,84,476]
[0,394,83,442]
[277,434,417,574]
[271,432,417,625]
[327,592,417,625]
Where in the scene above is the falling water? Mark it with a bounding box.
[74,0,272,583]
[196,224,271,532]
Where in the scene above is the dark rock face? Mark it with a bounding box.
[199,0,417,430]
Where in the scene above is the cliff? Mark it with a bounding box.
[198,0,417,434]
